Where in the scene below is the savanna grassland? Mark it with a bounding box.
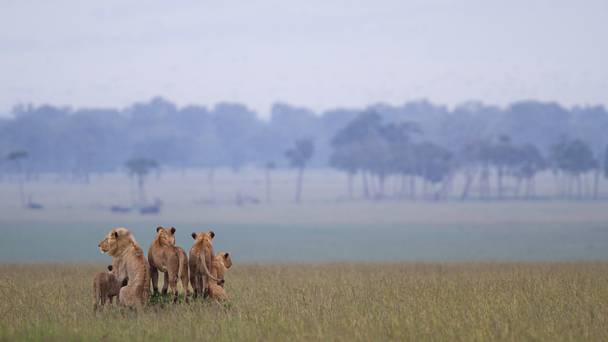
[1,262,607,341]
[1,170,608,340]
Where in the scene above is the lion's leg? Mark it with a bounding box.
[167,269,179,303]
[190,276,196,298]
[119,286,135,307]
[190,271,198,298]
[180,270,190,302]
[150,265,159,295]
[162,271,169,295]
[196,274,204,299]
[202,275,209,299]
[190,274,198,298]
[119,287,129,306]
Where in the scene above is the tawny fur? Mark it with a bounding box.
[206,251,232,301]
[207,278,228,301]
[148,226,180,303]
[93,265,122,310]
[175,246,190,299]
[98,227,150,308]
[189,231,219,299]
[211,252,232,288]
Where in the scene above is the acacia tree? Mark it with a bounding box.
[457,141,486,200]
[490,135,520,199]
[330,111,421,200]
[511,144,546,198]
[550,139,597,198]
[381,122,420,199]
[125,158,159,206]
[330,111,383,199]
[6,150,28,207]
[329,144,358,199]
[285,139,315,203]
[414,142,452,200]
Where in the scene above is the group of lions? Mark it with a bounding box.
[94,226,232,309]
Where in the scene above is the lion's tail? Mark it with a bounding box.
[176,247,188,281]
[199,253,219,282]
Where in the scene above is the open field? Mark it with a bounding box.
[2,169,608,213]
[1,170,608,263]
[2,219,608,263]
[1,263,607,341]
[1,169,607,340]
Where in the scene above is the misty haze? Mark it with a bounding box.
[1,1,608,340]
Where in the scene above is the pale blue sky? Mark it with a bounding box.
[1,0,607,116]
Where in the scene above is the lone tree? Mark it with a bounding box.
[6,150,28,207]
[285,139,315,203]
[125,158,159,206]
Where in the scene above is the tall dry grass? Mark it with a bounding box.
[1,262,607,341]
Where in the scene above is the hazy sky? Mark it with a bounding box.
[1,0,607,117]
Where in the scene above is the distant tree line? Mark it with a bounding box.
[329,110,606,200]
[1,97,608,200]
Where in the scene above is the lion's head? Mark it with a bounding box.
[98,227,134,256]
[155,226,176,247]
[191,230,215,244]
[98,238,111,254]
[217,251,232,269]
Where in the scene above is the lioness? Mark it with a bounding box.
[98,227,150,307]
[189,231,219,298]
[148,226,180,303]
[211,252,232,288]
[93,265,122,310]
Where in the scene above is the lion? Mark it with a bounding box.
[93,265,122,310]
[148,226,180,303]
[98,227,150,307]
[189,230,219,298]
[211,251,232,288]
[207,278,228,301]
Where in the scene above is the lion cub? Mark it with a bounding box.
[189,231,219,298]
[93,265,122,310]
[211,252,232,287]
[207,278,228,301]
[206,252,232,302]
[148,226,180,303]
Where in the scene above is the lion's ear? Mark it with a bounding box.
[107,265,113,271]
[170,227,176,235]
[209,231,215,239]
[224,252,229,259]
[113,231,119,238]
[156,226,163,233]
[191,232,197,239]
